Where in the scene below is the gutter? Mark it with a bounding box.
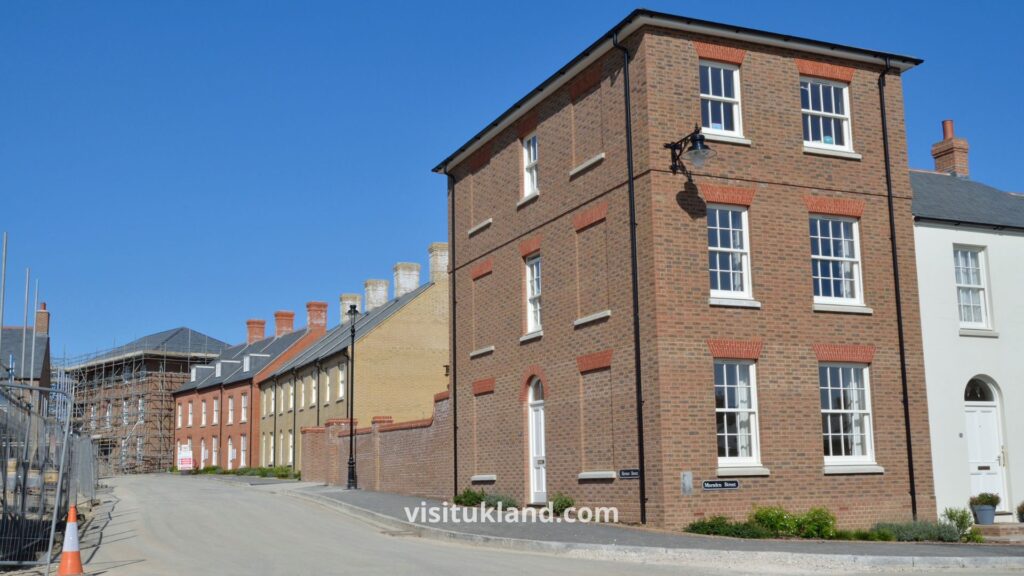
[879,57,918,521]
[432,8,921,174]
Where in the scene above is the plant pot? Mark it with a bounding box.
[972,504,996,525]
[1017,512,1024,523]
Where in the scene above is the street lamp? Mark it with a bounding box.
[346,304,359,490]
[664,124,715,176]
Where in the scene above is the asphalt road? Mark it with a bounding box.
[45,474,1017,576]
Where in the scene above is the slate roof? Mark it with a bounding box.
[268,281,435,379]
[69,327,230,369]
[173,328,309,394]
[0,328,48,380]
[911,170,1024,229]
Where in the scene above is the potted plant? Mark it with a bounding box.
[969,493,1001,525]
[1017,501,1024,523]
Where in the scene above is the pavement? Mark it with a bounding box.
[280,481,1024,572]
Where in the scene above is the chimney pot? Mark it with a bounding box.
[365,280,389,312]
[246,319,266,345]
[274,310,295,337]
[393,262,421,298]
[340,293,361,323]
[931,119,969,177]
[428,242,449,283]
[306,301,328,334]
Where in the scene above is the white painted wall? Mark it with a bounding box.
[916,221,1024,516]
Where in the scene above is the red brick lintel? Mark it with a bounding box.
[812,344,875,364]
[693,41,746,65]
[470,258,493,280]
[434,391,450,403]
[572,202,609,232]
[803,196,865,218]
[796,59,855,83]
[576,350,613,373]
[701,184,756,207]
[472,378,496,396]
[519,236,542,258]
[300,426,325,434]
[706,339,763,360]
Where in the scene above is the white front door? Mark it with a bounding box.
[528,394,547,505]
[965,403,1007,510]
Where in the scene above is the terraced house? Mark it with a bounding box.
[172,304,327,471]
[265,243,449,472]
[434,9,936,527]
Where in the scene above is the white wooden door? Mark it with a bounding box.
[529,399,547,504]
[965,404,1007,510]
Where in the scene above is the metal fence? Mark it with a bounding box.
[0,383,81,571]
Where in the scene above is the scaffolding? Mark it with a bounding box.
[58,331,225,477]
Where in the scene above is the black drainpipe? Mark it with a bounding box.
[613,30,647,525]
[445,167,459,497]
[879,57,918,521]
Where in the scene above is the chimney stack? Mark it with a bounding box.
[274,310,295,336]
[306,301,328,335]
[365,280,389,312]
[340,293,361,322]
[34,303,50,336]
[428,242,449,283]
[931,119,969,177]
[393,262,421,298]
[246,319,266,344]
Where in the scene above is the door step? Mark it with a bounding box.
[975,522,1024,543]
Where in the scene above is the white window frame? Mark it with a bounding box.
[288,383,294,411]
[241,393,248,422]
[176,404,182,429]
[953,246,991,329]
[800,77,853,152]
[212,436,219,467]
[337,365,346,402]
[309,377,317,408]
[299,380,305,410]
[820,364,876,465]
[228,397,235,425]
[212,397,219,425]
[187,401,193,427]
[288,431,294,465]
[714,360,762,468]
[201,400,207,427]
[240,434,247,468]
[707,204,753,299]
[227,437,234,471]
[525,254,542,333]
[200,439,207,469]
[523,133,539,199]
[699,61,743,137]
[810,215,864,305]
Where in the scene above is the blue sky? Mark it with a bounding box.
[1,1,1019,358]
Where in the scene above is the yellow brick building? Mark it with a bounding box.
[258,243,449,471]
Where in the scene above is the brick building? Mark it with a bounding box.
[1,304,52,411]
[270,243,449,472]
[172,304,327,471]
[68,327,229,475]
[433,9,935,527]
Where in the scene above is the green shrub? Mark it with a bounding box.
[550,493,574,516]
[964,528,985,543]
[483,493,519,510]
[942,507,974,541]
[795,508,836,539]
[685,516,772,539]
[872,521,959,542]
[453,488,486,507]
[198,465,223,475]
[750,506,798,537]
[832,530,856,540]
[969,492,1001,507]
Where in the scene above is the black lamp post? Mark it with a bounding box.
[664,124,715,176]
[345,303,359,490]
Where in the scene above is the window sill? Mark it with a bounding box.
[467,218,493,237]
[959,328,999,338]
[574,309,611,327]
[703,132,752,147]
[577,470,616,480]
[813,303,873,315]
[716,465,770,477]
[469,345,495,359]
[520,330,543,343]
[709,297,761,309]
[823,464,885,475]
[803,146,862,161]
[517,192,539,209]
[569,152,605,178]
[470,474,497,483]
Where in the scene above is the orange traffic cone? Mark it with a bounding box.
[57,504,84,576]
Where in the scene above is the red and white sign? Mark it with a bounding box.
[177,445,194,471]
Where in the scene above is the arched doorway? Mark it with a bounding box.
[964,378,1008,511]
[527,378,547,504]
